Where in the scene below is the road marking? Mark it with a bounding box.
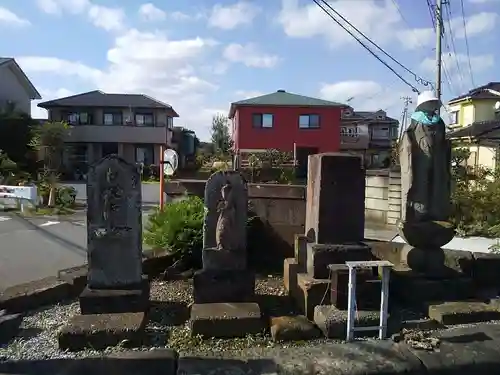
[40,221,60,227]
[0,216,11,222]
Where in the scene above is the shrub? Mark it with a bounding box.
[144,195,204,263]
[55,186,77,208]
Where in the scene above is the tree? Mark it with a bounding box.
[29,121,69,206]
[210,113,233,157]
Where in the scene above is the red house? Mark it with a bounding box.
[229,90,345,168]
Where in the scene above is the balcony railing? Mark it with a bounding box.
[65,125,170,144]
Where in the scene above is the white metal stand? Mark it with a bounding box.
[345,260,393,341]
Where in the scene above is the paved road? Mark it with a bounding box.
[0,209,155,291]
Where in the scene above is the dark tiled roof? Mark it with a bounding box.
[353,110,398,122]
[448,82,500,104]
[38,90,179,116]
[0,57,13,66]
[228,90,345,118]
[446,120,500,139]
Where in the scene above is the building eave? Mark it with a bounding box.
[4,59,42,100]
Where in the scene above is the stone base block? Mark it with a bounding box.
[190,302,263,338]
[0,310,22,345]
[389,266,476,306]
[329,264,378,310]
[79,276,150,315]
[314,305,381,339]
[202,248,246,270]
[296,273,330,320]
[473,252,500,288]
[428,301,500,325]
[306,242,373,279]
[58,312,147,351]
[57,265,88,295]
[270,315,321,342]
[193,269,255,304]
[283,258,299,298]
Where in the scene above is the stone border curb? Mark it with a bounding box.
[0,250,173,313]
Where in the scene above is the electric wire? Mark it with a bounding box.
[425,0,457,96]
[459,0,476,88]
[311,0,429,93]
[444,1,466,92]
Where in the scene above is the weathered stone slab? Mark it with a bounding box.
[86,155,143,288]
[193,269,255,304]
[203,171,247,251]
[177,357,278,375]
[305,153,365,244]
[0,310,22,345]
[314,305,381,339]
[306,242,372,279]
[270,315,321,342]
[57,265,88,295]
[79,276,149,314]
[0,276,71,313]
[406,324,500,373]
[190,302,263,338]
[58,312,147,351]
[428,301,500,325]
[296,273,330,320]
[389,265,476,306]
[283,258,299,297]
[294,234,309,273]
[473,252,500,288]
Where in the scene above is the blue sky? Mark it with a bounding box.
[1,0,499,140]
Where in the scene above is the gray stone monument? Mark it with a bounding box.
[79,154,149,314]
[190,171,262,338]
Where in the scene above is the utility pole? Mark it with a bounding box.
[399,96,413,140]
[435,0,444,114]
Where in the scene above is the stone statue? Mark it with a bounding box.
[215,182,237,252]
[398,90,455,248]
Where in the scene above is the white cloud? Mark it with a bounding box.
[0,6,31,27]
[35,0,89,15]
[420,52,495,76]
[234,90,264,99]
[88,5,125,32]
[138,3,166,22]
[18,29,222,140]
[223,43,280,68]
[278,0,401,47]
[319,80,408,112]
[468,0,500,3]
[36,0,125,32]
[208,2,260,30]
[399,11,497,50]
[278,0,497,51]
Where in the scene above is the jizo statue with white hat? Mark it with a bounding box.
[397,90,455,248]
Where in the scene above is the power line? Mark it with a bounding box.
[443,1,466,92]
[312,0,432,93]
[425,0,458,97]
[460,0,476,88]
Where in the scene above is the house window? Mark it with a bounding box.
[135,145,154,165]
[449,111,459,124]
[67,113,79,124]
[252,113,273,128]
[135,113,154,126]
[299,114,320,129]
[66,112,91,125]
[167,117,173,129]
[371,127,390,140]
[103,112,122,125]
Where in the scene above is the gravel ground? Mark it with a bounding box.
[0,275,335,361]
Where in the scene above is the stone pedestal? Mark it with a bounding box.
[79,276,150,314]
[202,248,246,270]
[397,220,455,249]
[193,269,255,304]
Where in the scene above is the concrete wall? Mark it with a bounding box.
[166,170,402,260]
